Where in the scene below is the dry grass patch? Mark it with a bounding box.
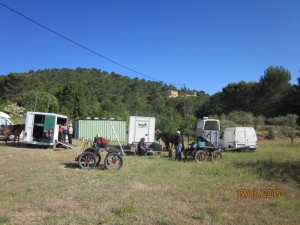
[0,139,299,224]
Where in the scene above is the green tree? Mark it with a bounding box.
[256,66,292,116]
[0,73,26,101]
[221,81,258,114]
[17,91,59,112]
[227,111,254,126]
[3,103,26,117]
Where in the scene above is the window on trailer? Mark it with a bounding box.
[204,121,219,130]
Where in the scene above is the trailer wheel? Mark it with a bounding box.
[78,152,97,169]
[212,151,222,162]
[104,153,123,170]
[84,148,101,166]
[195,150,206,163]
[184,149,193,161]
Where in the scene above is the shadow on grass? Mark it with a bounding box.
[234,160,300,187]
[62,162,106,170]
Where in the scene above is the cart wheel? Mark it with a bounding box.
[84,148,101,166]
[78,152,97,169]
[104,153,123,170]
[212,151,222,162]
[184,149,193,161]
[195,150,206,163]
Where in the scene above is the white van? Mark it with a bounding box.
[222,127,257,150]
[0,112,13,126]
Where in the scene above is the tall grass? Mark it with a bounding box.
[0,138,299,225]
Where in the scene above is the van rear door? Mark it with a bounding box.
[235,128,246,147]
[25,113,34,142]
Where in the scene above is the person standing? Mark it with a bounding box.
[68,124,73,145]
[59,123,63,142]
[175,131,183,161]
[63,123,68,143]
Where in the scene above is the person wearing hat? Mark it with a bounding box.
[68,124,73,145]
[137,137,147,156]
[175,131,183,160]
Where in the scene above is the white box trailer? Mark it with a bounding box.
[128,116,161,153]
[24,112,68,147]
[128,116,156,143]
[221,127,257,150]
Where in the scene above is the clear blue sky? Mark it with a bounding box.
[1,0,299,95]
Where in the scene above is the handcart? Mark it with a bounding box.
[75,142,123,170]
[184,140,223,163]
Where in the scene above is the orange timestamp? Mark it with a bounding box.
[236,189,281,198]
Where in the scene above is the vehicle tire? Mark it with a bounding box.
[212,151,222,162]
[78,151,96,169]
[184,149,193,161]
[195,150,206,163]
[104,153,123,170]
[84,148,101,166]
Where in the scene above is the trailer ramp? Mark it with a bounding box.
[57,142,79,149]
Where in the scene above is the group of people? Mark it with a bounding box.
[137,130,183,160]
[58,123,73,144]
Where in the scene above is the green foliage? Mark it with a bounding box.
[280,126,299,144]
[266,127,275,140]
[17,91,59,113]
[256,66,292,116]
[0,66,299,125]
[3,103,26,117]
[227,111,254,126]
[266,114,298,127]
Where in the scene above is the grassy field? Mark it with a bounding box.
[0,139,299,225]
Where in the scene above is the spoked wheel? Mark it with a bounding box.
[78,152,97,169]
[104,153,123,170]
[195,150,206,163]
[212,151,222,162]
[84,148,101,166]
[184,149,193,161]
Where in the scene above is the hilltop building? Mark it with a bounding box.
[161,90,178,98]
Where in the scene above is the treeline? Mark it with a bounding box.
[0,66,299,135]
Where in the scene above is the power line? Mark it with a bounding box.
[0,2,184,87]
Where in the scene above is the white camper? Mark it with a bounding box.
[24,112,68,147]
[222,127,257,150]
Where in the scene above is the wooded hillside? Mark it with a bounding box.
[0,66,299,133]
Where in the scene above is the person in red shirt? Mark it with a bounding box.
[59,124,64,142]
[93,134,109,149]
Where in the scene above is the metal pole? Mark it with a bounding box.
[109,119,125,156]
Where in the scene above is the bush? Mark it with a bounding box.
[266,127,275,140]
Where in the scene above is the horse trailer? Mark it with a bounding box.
[24,112,68,147]
[128,116,156,144]
[128,116,162,153]
[196,117,221,147]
